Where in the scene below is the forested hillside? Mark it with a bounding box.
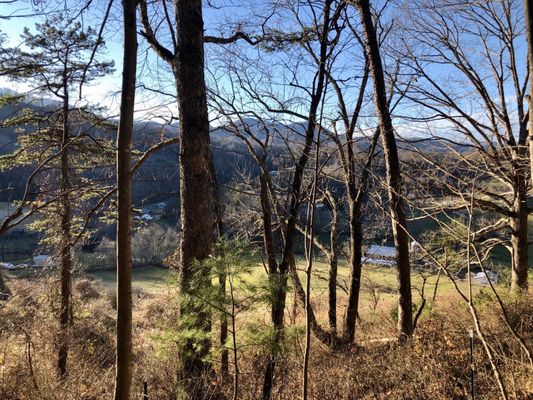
[0,1,531,399]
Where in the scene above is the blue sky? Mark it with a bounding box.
[0,1,288,122]
[0,1,127,115]
[0,0,529,142]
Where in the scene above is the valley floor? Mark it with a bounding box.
[1,263,531,399]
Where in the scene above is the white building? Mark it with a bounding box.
[33,255,50,267]
[142,213,154,221]
[472,271,498,285]
[363,245,396,267]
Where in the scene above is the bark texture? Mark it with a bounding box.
[356,0,413,337]
[510,188,529,292]
[57,69,72,378]
[113,0,137,398]
[522,0,532,293]
[175,1,215,397]
[526,0,533,191]
[139,1,215,396]
[325,191,339,334]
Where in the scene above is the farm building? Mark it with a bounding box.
[363,241,427,267]
[363,245,396,267]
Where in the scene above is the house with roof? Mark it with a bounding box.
[363,241,425,267]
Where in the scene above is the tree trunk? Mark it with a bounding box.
[113,0,137,398]
[343,204,363,342]
[327,240,338,335]
[259,172,279,278]
[325,191,339,334]
[259,170,287,400]
[289,256,339,347]
[341,126,378,343]
[525,0,533,189]
[57,68,72,378]
[0,269,10,300]
[523,0,532,294]
[510,187,529,292]
[262,272,288,400]
[210,155,228,378]
[174,1,215,397]
[356,0,413,337]
[262,2,333,396]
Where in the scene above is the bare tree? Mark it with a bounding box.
[401,0,530,292]
[354,0,413,337]
[210,0,414,351]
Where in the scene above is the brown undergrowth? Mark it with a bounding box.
[0,278,531,399]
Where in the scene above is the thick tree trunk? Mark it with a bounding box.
[356,0,413,337]
[113,0,137,398]
[57,71,72,378]
[174,1,215,397]
[341,128,378,342]
[510,188,529,292]
[328,253,338,333]
[139,1,214,395]
[259,172,279,278]
[522,0,532,294]
[262,272,288,400]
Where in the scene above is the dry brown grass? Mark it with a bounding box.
[0,277,531,399]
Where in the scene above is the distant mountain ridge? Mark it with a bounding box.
[0,91,469,203]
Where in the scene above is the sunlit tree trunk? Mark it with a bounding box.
[57,64,72,378]
[356,0,413,337]
[113,0,137,398]
[174,1,215,397]
[325,191,339,334]
[510,188,529,292]
[525,0,533,191]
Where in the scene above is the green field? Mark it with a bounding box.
[84,260,481,316]
[88,265,175,293]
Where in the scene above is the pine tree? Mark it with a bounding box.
[0,14,114,377]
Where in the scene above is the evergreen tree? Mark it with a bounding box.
[0,14,114,377]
